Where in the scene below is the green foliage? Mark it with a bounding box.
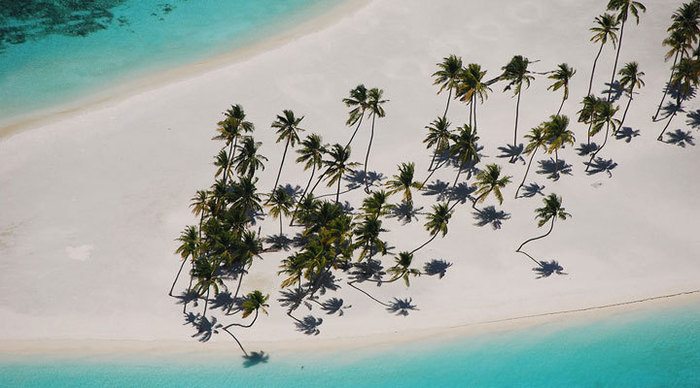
[474,164,511,205]
[535,194,571,227]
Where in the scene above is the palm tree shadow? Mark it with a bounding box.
[685,109,700,129]
[422,179,451,201]
[386,297,418,316]
[602,81,624,102]
[662,129,696,147]
[584,157,618,177]
[280,184,302,200]
[669,84,696,103]
[189,315,222,343]
[175,289,200,308]
[303,272,341,297]
[614,127,640,143]
[423,259,453,279]
[536,158,572,181]
[278,288,311,312]
[496,143,525,164]
[242,351,270,368]
[319,297,351,316]
[388,200,423,224]
[349,259,386,284]
[295,315,323,335]
[264,234,294,252]
[345,170,385,190]
[575,142,598,156]
[210,290,238,312]
[450,183,476,204]
[533,260,567,279]
[472,206,511,229]
[521,182,545,198]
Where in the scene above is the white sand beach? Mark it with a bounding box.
[0,0,698,354]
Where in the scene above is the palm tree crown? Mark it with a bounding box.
[234,136,267,177]
[241,290,269,319]
[501,55,535,95]
[548,63,576,101]
[545,115,576,153]
[474,164,511,205]
[535,194,571,227]
[296,134,326,171]
[272,110,305,146]
[425,203,453,237]
[343,84,369,126]
[590,13,620,47]
[433,54,464,94]
[619,62,645,94]
[385,162,423,203]
[607,0,646,24]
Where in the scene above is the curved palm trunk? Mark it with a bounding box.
[222,310,258,357]
[168,258,188,297]
[653,52,679,121]
[556,95,566,116]
[452,166,463,189]
[515,218,555,267]
[410,232,439,254]
[290,165,316,226]
[202,288,211,317]
[344,114,365,150]
[471,192,487,214]
[586,121,611,171]
[615,86,635,135]
[510,90,522,162]
[269,137,291,200]
[607,20,626,103]
[223,137,238,184]
[347,281,390,307]
[227,272,245,315]
[588,42,605,96]
[443,87,452,119]
[363,113,376,193]
[515,148,538,199]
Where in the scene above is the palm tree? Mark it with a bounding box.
[386,252,421,286]
[448,124,480,188]
[658,57,700,141]
[190,190,209,236]
[222,291,269,356]
[229,176,263,217]
[423,116,452,172]
[411,203,452,253]
[432,54,463,117]
[169,225,198,296]
[363,88,388,193]
[544,115,576,173]
[290,134,326,225]
[360,190,393,220]
[515,124,548,199]
[586,102,620,170]
[343,84,369,148]
[588,14,620,96]
[385,162,423,203]
[213,104,254,183]
[269,110,305,196]
[213,149,232,180]
[233,136,268,178]
[501,55,536,156]
[616,62,645,133]
[191,256,224,317]
[456,63,491,133]
[516,193,571,266]
[654,28,694,121]
[472,164,511,213]
[606,0,646,101]
[267,186,294,235]
[353,216,388,261]
[319,144,358,203]
[547,63,576,115]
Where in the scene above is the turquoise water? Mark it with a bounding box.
[0,0,336,125]
[2,301,699,387]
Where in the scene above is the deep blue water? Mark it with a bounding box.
[0,0,337,125]
[1,300,699,387]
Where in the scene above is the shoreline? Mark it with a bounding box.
[2,289,697,360]
[0,0,370,139]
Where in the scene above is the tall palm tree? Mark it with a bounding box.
[448,124,480,188]
[213,149,232,180]
[169,225,198,297]
[501,55,536,156]
[658,57,700,140]
[411,203,453,253]
[616,62,645,133]
[547,63,576,115]
[222,290,269,356]
[269,110,305,196]
[267,186,294,235]
[432,54,463,118]
[544,115,576,171]
[386,252,421,286]
[353,216,388,261]
[423,116,452,172]
[515,124,549,199]
[456,63,491,133]
[654,28,694,121]
[385,162,423,203]
[360,190,393,220]
[290,134,326,225]
[229,176,263,217]
[233,136,268,178]
[363,88,388,193]
[606,0,646,101]
[343,84,369,148]
[588,14,620,96]
[191,256,224,317]
[319,144,358,203]
[190,190,209,236]
[586,102,620,169]
[471,164,511,213]
[516,193,571,266]
[213,104,254,183]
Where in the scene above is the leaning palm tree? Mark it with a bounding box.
[432,54,463,117]
[515,124,548,199]
[654,28,694,121]
[386,252,422,286]
[319,144,358,203]
[501,55,536,155]
[213,104,254,183]
[411,203,453,253]
[191,256,224,317]
[360,190,393,220]
[343,84,369,148]
[423,116,452,172]
[588,14,620,96]
[586,102,620,170]
[190,190,209,236]
[362,88,388,193]
[606,0,646,101]
[471,164,511,213]
[456,63,492,133]
[615,62,645,133]
[547,63,576,115]
[658,57,700,141]
[169,225,198,297]
[516,193,571,266]
[290,134,326,225]
[222,290,269,356]
[385,162,423,203]
[353,216,388,261]
[269,110,305,196]
[448,124,480,188]
[267,186,294,235]
[233,136,268,178]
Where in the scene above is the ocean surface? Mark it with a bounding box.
[0,0,338,125]
[1,300,699,387]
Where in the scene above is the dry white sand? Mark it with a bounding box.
[1,0,698,354]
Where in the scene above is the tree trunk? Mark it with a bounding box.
[616,85,634,135]
[586,120,594,146]
[515,148,538,199]
[279,215,283,236]
[269,137,291,200]
[556,96,566,116]
[653,51,679,121]
[347,281,390,307]
[473,96,478,134]
[443,87,452,118]
[364,113,376,193]
[168,258,188,296]
[227,272,245,315]
[336,174,342,204]
[410,232,439,254]
[223,137,238,184]
[290,165,315,226]
[588,42,605,96]
[511,89,522,163]
[515,218,555,267]
[554,149,559,178]
[202,288,210,317]
[222,310,259,356]
[223,327,248,357]
[607,20,626,103]
[471,192,486,214]
[452,166,463,189]
[427,149,439,172]
[587,120,611,171]
[658,101,680,141]
[344,114,364,150]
